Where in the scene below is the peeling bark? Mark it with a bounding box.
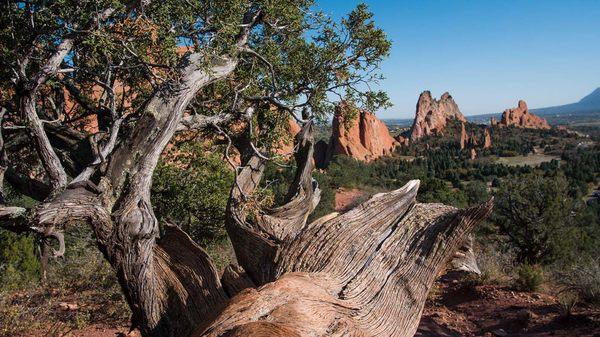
[211,122,493,337]
[198,181,492,337]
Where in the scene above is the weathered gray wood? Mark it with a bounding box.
[214,121,493,337]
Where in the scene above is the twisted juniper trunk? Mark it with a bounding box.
[6,118,492,337]
[21,54,241,336]
[87,55,239,336]
[197,121,493,337]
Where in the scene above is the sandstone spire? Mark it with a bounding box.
[460,122,467,150]
[410,91,466,141]
[469,148,477,160]
[483,128,492,149]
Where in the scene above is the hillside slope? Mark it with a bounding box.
[532,88,600,115]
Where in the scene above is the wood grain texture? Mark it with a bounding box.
[215,121,494,337]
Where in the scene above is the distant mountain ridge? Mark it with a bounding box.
[531,88,600,116]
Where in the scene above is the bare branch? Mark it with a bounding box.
[239,47,278,92]
[46,230,66,258]
[176,113,235,132]
[20,94,68,189]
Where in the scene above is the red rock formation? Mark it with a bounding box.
[335,188,365,212]
[460,123,467,150]
[490,117,498,126]
[274,118,301,156]
[410,91,466,141]
[395,134,410,147]
[320,103,398,164]
[498,100,551,129]
[469,131,478,147]
[469,148,477,160]
[483,128,492,149]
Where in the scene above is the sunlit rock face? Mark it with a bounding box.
[316,102,398,166]
[498,100,551,130]
[410,91,466,141]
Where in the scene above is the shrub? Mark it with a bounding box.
[418,177,467,208]
[463,181,490,206]
[0,225,130,335]
[152,142,233,246]
[493,172,579,265]
[472,242,515,286]
[0,231,40,290]
[556,294,578,318]
[555,257,600,305]
[515,264,544,292]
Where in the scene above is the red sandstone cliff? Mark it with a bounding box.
[498,100,551,129]
[410,91,466,141]
[275,118,302,156]
[315,103,399,166]
[327,104,398,162]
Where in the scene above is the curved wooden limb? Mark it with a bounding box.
[221,264,255,298]
[208,179,493,337]
[256,121,321,242]
[34,184,113,248]
[226,121,321,285]
[152,224,229,336]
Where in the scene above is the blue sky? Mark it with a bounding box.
[316,0,600,118]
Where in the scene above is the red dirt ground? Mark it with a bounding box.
[7,275,600,337]
[334,187,365,212]
[416,273,600,337]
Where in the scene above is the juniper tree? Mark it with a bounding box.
[0,1,491,336]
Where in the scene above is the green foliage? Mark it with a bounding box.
[0,225,130,335]
[309,170,337,221]
[0,232,40,290]
[493,172,579,265]
[515,264,544,292]
[417,178,467,207]
[463,181,490,206]
[46,226,121,293]
[152,142,233,246]
[0,185,41,290]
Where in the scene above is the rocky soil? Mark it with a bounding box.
[7,272,599,337]
[417,273,600,337]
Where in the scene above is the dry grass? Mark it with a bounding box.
[495,154,560,167]
[472,242,515,286]
[0,228,130,337]
[555,257,600,305]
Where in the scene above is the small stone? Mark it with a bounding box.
[58,302,79,311]
[516,309,537,322]
[492,329,508,336]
